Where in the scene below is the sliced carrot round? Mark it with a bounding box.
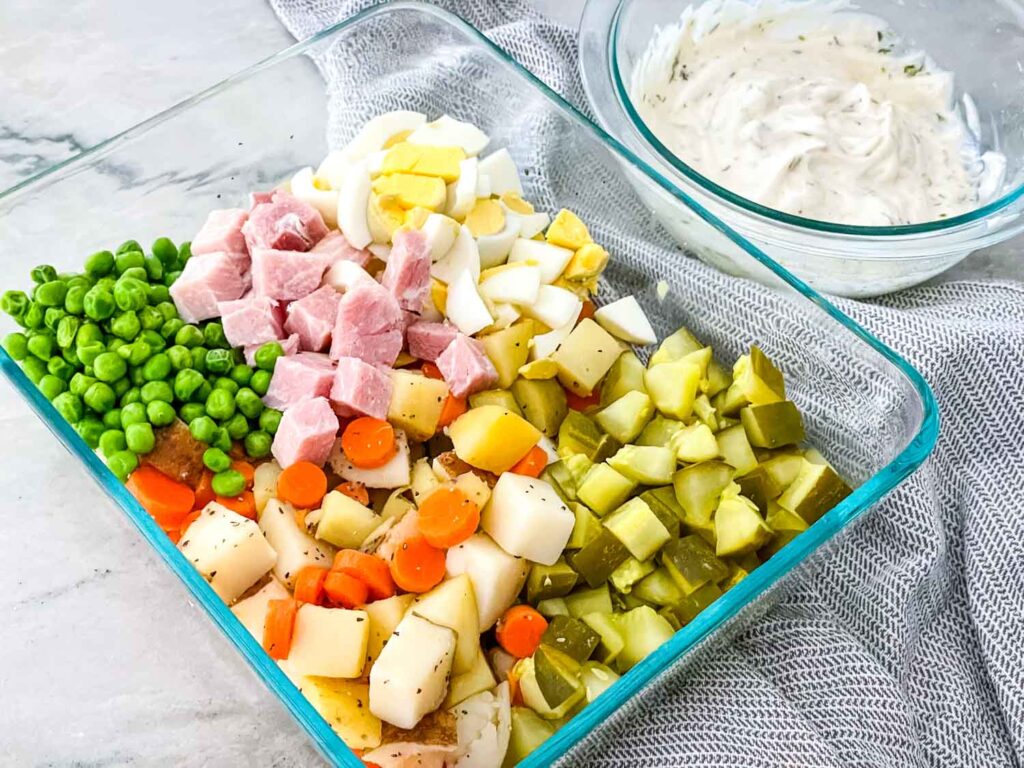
[194,470,216,510]
[263,598,298,660]
[389,535,446,593]
[333,549,396,601]
[126,465,196,528]
[495,604,548,658]
[416,487,480,549]
[232,459,256,489]
[293,566,329,605]
[510,444,548,478]
[336,480,370,507]
[277,461,328,509]
[324,570,369,608]
[341,417,397,469]
[215,491,256,520]
[437,393,468,429]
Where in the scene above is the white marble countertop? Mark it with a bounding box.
[0,1,1018,766]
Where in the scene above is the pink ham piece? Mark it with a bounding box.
[250,248,330,301]
[284,285,342,352]
[436,334,499,398]
[312,230,371,268]
[406,321,459,363]
[217,294,284,349]
[381,229,430,312]
[249,191,275,209]
[271,396,339,468]
[330,282,404,367]
[242,190,328,253]
[190,208,249,259]
[168,252,245,323]
[329,357,393,420]
[244,333,299,366]
[263,352,336,411]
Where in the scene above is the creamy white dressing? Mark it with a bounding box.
[632,0,1004,226]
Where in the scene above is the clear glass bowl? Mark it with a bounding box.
[0,2,938,765]
[579,0,1024,297]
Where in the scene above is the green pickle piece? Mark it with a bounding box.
[661,535,729,595]
[599,351,646,407]
[615,606,675,672]
[765,500,809,532]
[468,388,521,415]
[565,502,602,550]
[579,661,620,703]
[504,707,556,767]
[607,444,675,485]
[648,326,704,368]
[594,390,653,444]
[635,414,683,448]
[776,459,852,524]
[669,582,724,625]
[511,377,568,438]
[557,410,620,463]
[637,486,682,538]
[715,485,774,557]
[632,566,684,607]
[579,612,625,665]
[602,497,671,561]
[736,465,783,513]
[517,655,582,720]
[716,424,758,475]
[541,616,601,663]
[670,422,719,464]
[576,463,635,516]
[568,528,629,589]
[673,461,733,524]
[608,556,656,594]
[541,460,576,503]
[759,529,802,560]
[533,645,585,710]
[527,558,579,603]
[740,401,805,448]
[644,359,701,420]
[564,584,613,618]
[535,597,570,618]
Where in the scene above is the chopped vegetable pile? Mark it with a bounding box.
[1,111,852,767]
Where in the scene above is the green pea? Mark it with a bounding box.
[3,332,28,360]
[150,237,176,266]
[146,400,176,427]
[103,408,123,429]
[110,311,141,341]
[113,278,148,312]
[119,266,149,284]
[107,449,138,481]
[27,333,54,361]
[106,338,125,354]
[22,302,44,329]
[155,301,177,322]
[142,329,166,352]
[202,447,232,473]
[93,351,127,383]
[35,280,68,308]
[164,270,182,287]
[52,391,84,423]
[173,368,205,401]
[113,377,130,398]
[233,387,262,419]
[203,322,229,349]
[178,241,192,262]
[83,286,116,321]
[44,307,67,332]
[22,357,47,384]
[147,284,171,305]
[120,401,147,426]
[205,388,236,420]
[225,413,251,440]
[77,341,104,368]
[143,255,164,282]
[61,344,81,367]
[1,290,30,321]
[76,416,105,449]
[214,376,239,395]
[250,369,271,396]
[85,250,115,278]
[69,373,96,397]
[174,324,205,348]
[259,408,282,435]
[99,429,127,458]
[243,431,271,459]
[84,381,116,413]
[95,276,117,293]
[62,284,87,316]
[189,415,218,444]
[115,250,146,275]
[141,380,173,404]
[226,364,251,387]
[38,374,66,400]
[138,306,164,332]
[205,348,233,375]
[76,322,103,347]
[46,356,75,381]
[212,427,233,453]
[30,264,59,284]
[141,353,171,382]
[116,239,142,255]
[192,380,212,404]
[178,402,205,423]
[191,347,208,373]
[125,422,155,454]
[211,469,245,497]
[56,315,80,349]
[120,387,142,406]
[120,341,152,367]
[253,341,284,371]
[166,345,192,371]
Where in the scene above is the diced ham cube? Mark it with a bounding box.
[251,248,330,301]
[329,357,393,420]
[329,282,404,367]
[323,259,376,294]
[312,230,371,267]
[406,321,460,363]
[263,353,337,411]
[250,191,275,208]
[218,294,284,349]
[243,190,328,253]
[284,285,342,352]
[436,334,499,398]
[169,252,246,323]
[190,208,249,260]
[244,333,299,366]
[271,396,339,468]
[381,229,430,312]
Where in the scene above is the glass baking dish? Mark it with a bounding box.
[0,3,938,766]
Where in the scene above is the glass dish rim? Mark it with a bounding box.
[0,3,940,767]
[601,0,1024,239]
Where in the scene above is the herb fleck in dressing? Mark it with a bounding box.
[632,0,1001,226]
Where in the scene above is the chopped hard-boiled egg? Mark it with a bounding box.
[546,208,593,250]
[594,295,657,346]
[431,225,481,284]
[515,210,551,240]
[372,173,447,211]
[446,157,480,221]
[420,212,461,262]
[465,199,505,237]
[520,284,582,331]
[487,302,522,331]
[336,158,374,249]
[530,301,583,360]
[479,148,523,196]
[446,269,493,336]
[507,239,574,283]
[472,204,520,269]
[367,193,406,244]
[381,142,466,182]
[407,114,490,156]
[479,263,542,305]
[290,167,339,228]
[317,110,428,187]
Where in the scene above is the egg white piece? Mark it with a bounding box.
[291,167,339,228]
[479,148,523,196]
[421,213,461,262]
[515,210,551,240]
[594,295,657,345]
[529,297,583,359]
[431,225,481,284]
[344,110,427,161]
[476,173,492,199]
[316,151,350,190]
[366,149,388,177]
[520,284,582,332]
[487,302,521,330]
[475,213,521,270]
[446,269,494,336]
[408,115,490,156]
[507,238,574,283]
[446,158,479,221]
[479,264,542,305]
[336,158,373,249]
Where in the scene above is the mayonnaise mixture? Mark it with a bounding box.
[631,0,1004,226]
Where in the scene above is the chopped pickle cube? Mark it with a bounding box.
[603,497,671,561]
[644,359,701,420]
[564,453,595,487]
[551,319,623,397]
[536,597,571,618]
[720,346,785,415]
[632,566,684,607]
[600,351,646,406]
[740,401,805,448]
[661,535,729,595]
[715,486,774,557]
[636,414,685,448]
[692,394,719,432]
[759,529,802,560]
[568,528,630,588]
[566,501,602,549]
[534,645,585,710]
[541,616,601,663]
[576,462,636,516]
[580,611,625,665]
[507,707,556,763]
[670,422,720,463]
[580,661,620,703]
[716,424,758,475]
[648,326,704,368]
[541,460,576,503]
[527,558,580,603]
[777,459,852,524]
[518,655,583,719]
[607,444,676,485]
[557,409,604,459]
[736,465,783,512]
[595,390,654,444]
[759,450,805,489]
[765,500,810,532]
[702,358,732,398]
[672,461,734,524]
[565,583,614,618]
[671,582,723,625]
[638,486,682,538]
[615,606,675,672]
[609,556,656,594]
[512,377,568,438]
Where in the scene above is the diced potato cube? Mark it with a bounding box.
[259,499,334,588]
[288,604,369,678]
